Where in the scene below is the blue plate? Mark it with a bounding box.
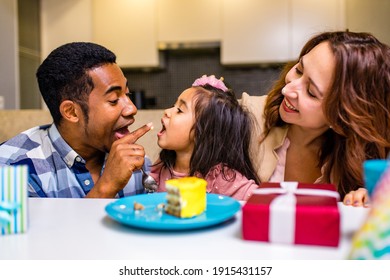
[105,193,241,230]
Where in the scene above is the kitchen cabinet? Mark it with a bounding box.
[92,0,159,68]
[291,0,345,57]
[345,0,390,46]
[156,0,222,46]
[221,0,346,65]
[41,0,93,59]
[36,0,390,69]
[221,0,290,65]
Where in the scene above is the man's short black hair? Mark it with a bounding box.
[36,42,116,125]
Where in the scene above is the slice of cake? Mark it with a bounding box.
[165,177,207,218]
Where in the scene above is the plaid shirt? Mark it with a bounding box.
[0,124,149,198]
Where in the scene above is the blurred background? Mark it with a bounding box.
[1,0,389,110]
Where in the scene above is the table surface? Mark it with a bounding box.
[0,197,369,260]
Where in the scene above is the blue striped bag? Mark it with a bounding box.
[0,165,28,235]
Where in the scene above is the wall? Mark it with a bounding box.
[0,0,19,109]
[19,0,41,109]
[124,49,282,110]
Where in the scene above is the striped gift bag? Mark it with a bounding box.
[349,165,390,259]
[0,165,28,235]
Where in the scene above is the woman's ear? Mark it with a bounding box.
[59,100,80,123]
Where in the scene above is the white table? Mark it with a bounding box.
[0,198,369,260]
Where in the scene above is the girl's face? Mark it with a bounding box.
[280,41,336,131]
[157,88,196,154]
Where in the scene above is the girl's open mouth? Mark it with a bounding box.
[157,123,166,137]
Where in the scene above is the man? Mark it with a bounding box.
[0,42,152,198]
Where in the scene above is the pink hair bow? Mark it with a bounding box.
[192,75,228,92]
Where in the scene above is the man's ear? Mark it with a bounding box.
[59,100,81,123]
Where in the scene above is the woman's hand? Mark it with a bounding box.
[343,188,370,207]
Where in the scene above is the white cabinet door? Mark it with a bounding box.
[345,0,390,46]
[156,0,222,44]
[221,0,346,65]
[221,0,290,65]
[41,0,93,59]
[291,0,346,58]
[92,0,159,68]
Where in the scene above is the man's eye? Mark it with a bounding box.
[126,93,132,99]
[109,99,119,104]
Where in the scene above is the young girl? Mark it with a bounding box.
[150,75,260,201]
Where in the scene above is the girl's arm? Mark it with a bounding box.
[206,165,259,201]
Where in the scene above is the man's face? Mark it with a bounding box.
[81,63,137,153]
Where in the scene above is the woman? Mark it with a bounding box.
[241,31,390,206]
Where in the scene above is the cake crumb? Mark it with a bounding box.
[156,203,165,210]
[133,201,145,211]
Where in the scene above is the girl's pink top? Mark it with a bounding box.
[150,163,259,201]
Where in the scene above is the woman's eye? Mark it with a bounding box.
[308,91,316,98]
[176,107,183,113]
[295,67,303,75]
[126,93,132,99]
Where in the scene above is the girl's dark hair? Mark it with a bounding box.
[157,84,260,184]
[263,31,390,198]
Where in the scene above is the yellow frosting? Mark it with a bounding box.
[165,177,207,218]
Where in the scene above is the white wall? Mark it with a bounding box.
[0,0,19,109]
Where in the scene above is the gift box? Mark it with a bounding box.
[0,165,28,235]
[242,182,340,247]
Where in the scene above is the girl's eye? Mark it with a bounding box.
[172,103,183,113]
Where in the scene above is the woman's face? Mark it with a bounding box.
[280,41,336,130]
[157,88,196,154]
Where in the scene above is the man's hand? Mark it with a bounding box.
[87,123,153,198]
